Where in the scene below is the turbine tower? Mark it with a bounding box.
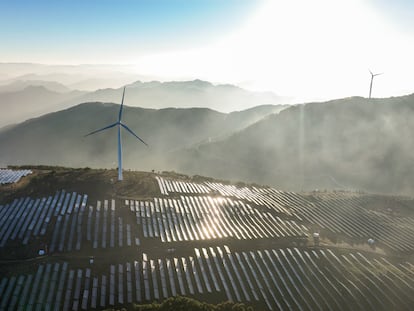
[368,70,383,99]
[85,87,148,181]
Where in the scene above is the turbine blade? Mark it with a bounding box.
[121,123,148,146]
[369,69,373,76]
[374,72,383,76]
[118,87,126,122]
[84,122,118,137]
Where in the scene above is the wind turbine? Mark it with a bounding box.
[368,70,383,99]
[85,87,148,181]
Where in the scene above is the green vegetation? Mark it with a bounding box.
[105,296,255,311]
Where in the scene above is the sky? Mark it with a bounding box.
[0,0,413,102]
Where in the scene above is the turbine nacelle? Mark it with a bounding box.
[369,70,383,78]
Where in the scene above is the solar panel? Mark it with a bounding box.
[90,277,98,309]
[18,274,34,310]
[0,169,32,184]
[0,276,16,309]
[53,262,68,310]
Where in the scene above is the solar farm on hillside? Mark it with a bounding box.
[0,169,414,310]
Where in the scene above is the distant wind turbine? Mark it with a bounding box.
[368,70,383,99]
[85,87,148,181]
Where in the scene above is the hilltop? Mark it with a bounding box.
[0,166,158,204]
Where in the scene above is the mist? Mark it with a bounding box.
[172,95,414,196]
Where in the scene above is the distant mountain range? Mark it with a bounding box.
[78,80,291,112]
[0,79,291,127]
[0,79,71,93]
[0,63,146,90]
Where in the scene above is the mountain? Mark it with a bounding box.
[76,80,292,112]
[173,94,414,196]
[9,73,142,91]
[0,102,285,170]
[0,77,290,127]
[0,86,85,127]
[0,63,149,89]
[0,79,71,93]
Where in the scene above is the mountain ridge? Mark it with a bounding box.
[75,79,291,112]
[0,78,290,127]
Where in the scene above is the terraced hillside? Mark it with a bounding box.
[0,167,413,310]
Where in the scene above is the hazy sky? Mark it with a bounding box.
[1,0,413,101]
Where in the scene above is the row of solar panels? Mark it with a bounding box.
[88,200,136,249]
[0,169,32,184]
[156,176,211,196]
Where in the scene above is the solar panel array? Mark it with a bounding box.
[0,247,413,310]
[0,192,145,252]
[127,197,307,243]
[0,191,88,250]
[0,169,32,184]
[2,178,412,255]
[285,191,414,253]
[157,176,414,254]
[1,174,414,310]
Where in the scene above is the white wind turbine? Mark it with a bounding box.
[368,70,383,99]
[85,87,148,181]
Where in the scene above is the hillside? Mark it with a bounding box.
[173,94,414,196]
[0,166,414,311]
[0,102,285,170]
